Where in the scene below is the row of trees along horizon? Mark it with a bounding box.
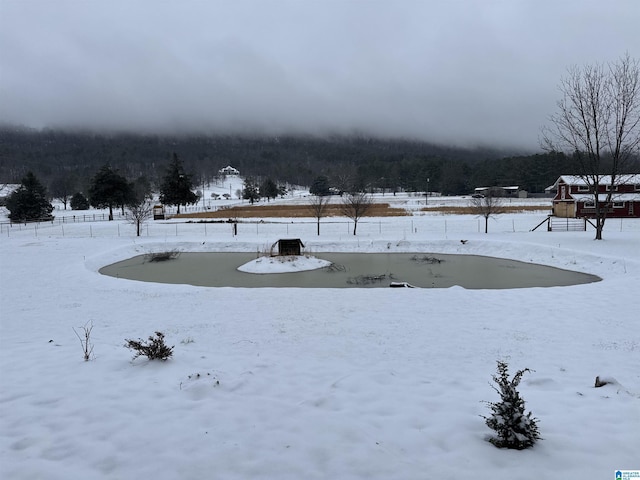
[2,126,615,200]
[4,55,639,242]
[2,153,385,237]
[3,153,197,222]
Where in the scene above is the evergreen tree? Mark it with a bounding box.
[159,153,198,214]
[310,175,331,196]
[483,361,541,450]
[260,177,279,201]
[243,177,260,204]
[88,164,131,220]
[6,171,54,222]
[70,192,90,210]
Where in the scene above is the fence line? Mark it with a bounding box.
[2,215,639,240]
[0,203,233,232]
[0,212,127,232]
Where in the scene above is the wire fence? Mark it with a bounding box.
[2,214,638,241]
[1,202,233,229]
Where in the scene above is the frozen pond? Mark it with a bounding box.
[99,252,601,289]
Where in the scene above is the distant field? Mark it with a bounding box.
[422,205,552,215]
[173,203,410,219]
[173,202,550,219]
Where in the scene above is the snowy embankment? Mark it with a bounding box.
[1,212,639,480]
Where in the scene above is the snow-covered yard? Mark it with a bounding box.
[1,208,638,480]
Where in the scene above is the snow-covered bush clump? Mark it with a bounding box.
[125,331,174,361]
[483,361,541,449]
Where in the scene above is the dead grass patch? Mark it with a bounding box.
[172,202,550,219]
[174,203,410,219]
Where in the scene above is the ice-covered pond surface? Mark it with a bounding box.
[99,252,601,289]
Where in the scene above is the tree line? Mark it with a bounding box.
[4,153,199,230]
[0,127,596,198]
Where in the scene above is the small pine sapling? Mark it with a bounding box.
[124,331,174,361]
[483,360,541,449]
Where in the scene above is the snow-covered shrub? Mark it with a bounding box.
[124,331,174,361]
[483,361,541,449]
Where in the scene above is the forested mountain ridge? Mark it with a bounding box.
[0,126,588,195]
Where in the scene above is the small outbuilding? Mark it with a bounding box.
[271,239,305,256]
[153,205,166,220]
[473,186,524,197]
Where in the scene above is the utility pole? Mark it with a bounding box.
[426,178,430,205]
[202,176,206,210]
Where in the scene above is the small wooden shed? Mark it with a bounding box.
[153,205,166,220]
[271,239,305,256]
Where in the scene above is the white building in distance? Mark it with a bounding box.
[218,166,240,176]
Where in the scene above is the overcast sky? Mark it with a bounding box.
[1,0,639,150]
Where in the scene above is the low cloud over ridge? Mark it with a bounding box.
[1,0,639,149]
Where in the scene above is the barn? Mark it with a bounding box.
[551,175,640,219]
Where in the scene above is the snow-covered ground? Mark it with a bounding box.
[238,255,332,274]
[1,204,639,480]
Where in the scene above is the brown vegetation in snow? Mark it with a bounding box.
[173,202,550,219]
[173,203,410,219]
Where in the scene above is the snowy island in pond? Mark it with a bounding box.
[237,255,332,274]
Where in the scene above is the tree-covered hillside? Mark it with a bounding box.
[0,126,614,196]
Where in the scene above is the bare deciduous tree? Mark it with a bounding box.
[471,193,505,234]
[340,192,373,235]
[127,201,153,237]
[73,321,94,361]
[307,194,331,235]
[542,53,640,240]
[50,175,77,210]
